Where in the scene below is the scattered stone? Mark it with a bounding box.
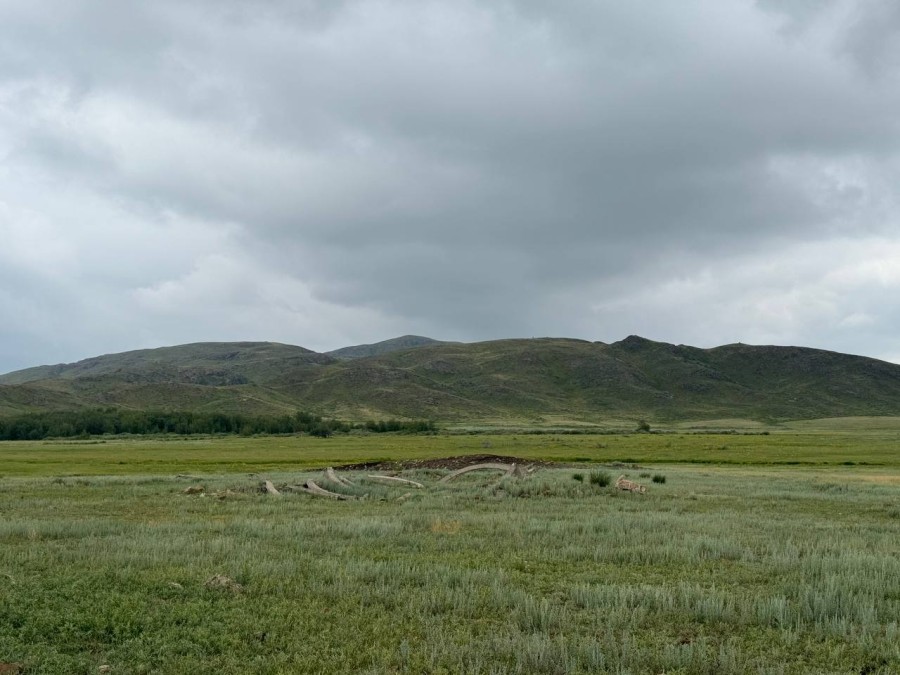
[204,574,244,593]
[183,485,205,495]
[167,581,183,590]
[615,475,647,493]
[98,665,111,673]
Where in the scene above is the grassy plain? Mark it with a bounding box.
[0,429,898,673]
[1,423,900,477]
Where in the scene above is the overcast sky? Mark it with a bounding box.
[2,0,900,373]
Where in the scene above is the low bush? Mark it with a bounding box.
[589,470,611,487]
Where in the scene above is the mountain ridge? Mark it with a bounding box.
[325,335,451,360]
[2,336,900,423]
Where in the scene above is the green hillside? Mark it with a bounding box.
[326,335,450,360]
[0,383,89,417]
[0,342,331,386]
[3,336,900,424]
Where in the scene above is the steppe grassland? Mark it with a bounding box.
[2,423,900,476]
[0,431,898,673]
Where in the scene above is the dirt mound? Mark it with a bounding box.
[335,454,554,472]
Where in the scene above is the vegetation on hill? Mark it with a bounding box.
[0,409,437,441]
[2,336,900,424]
[0,342,331,386]
[325,334,448,359]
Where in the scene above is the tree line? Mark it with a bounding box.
[0,409,437,440]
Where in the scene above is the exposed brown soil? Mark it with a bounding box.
[334,454,556,472]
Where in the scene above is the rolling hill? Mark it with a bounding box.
[0,342,332,386]
[3,336,900,424]
[326,335,451,360]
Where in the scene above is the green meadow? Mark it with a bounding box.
[0,428,898,673]
[3,422,900,477]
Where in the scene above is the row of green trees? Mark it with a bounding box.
[0,409,437,441]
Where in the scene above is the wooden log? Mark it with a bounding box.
[302,480,353,500]
[503,462,526,480]
[261,480,282,496]
[326,466,354,487]
[439,462,517,483]
[489,463,519,489]
[365,475,424,489]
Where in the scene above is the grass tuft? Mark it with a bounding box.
[589,470,612,487]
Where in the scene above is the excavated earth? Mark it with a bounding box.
[333,454,557,472]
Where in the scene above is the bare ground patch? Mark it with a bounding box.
[333,454,556,472]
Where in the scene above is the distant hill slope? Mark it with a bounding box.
[0,342,332,387]
[3,336,900,423]
[0,383,89,417]
[326,335,450,360]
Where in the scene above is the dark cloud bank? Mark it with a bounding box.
[1,0,900,373]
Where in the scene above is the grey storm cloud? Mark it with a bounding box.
[2,0,900,372]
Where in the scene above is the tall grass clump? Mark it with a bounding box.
[652,474,667,484]
[589,470,611,487]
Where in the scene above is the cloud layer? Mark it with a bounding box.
[2,0,899,371]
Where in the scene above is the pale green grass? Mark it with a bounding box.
[1,426,900,477]
[0,463,898,673]
[780,416,900,432]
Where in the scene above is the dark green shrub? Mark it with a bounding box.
[589,470,611,487]
[572,473,584,482]
[652,474,666,484]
